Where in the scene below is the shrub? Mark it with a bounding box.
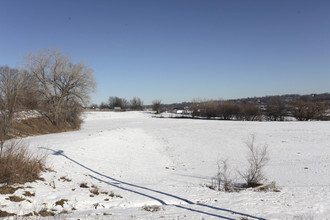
[211,159,235,191]
[238,135,269,187]
[142,205,161,212]
[0,140,46,185]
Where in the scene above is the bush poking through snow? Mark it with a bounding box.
[238,135,269,187]
[210,159,237,192]
[142,205,161,212]
[208,135,272,192]
[55,199,68,208]
[0,140,46,185]
[292,212,315,220]
[79,182,89,188]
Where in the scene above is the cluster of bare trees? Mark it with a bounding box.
[0,48,96,147]
[191,100,261,121]
[264,96,328,121]
[97,96,144,111]
[189,97,328,121]
[290,100,326,121]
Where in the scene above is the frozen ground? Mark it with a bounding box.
[1,111,329,219]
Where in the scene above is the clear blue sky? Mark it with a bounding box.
[1,0,329,105]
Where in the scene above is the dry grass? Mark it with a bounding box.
[55,199,68,207]
[90,187,100,195]
[23,191,36,197]
[12,116,78,138]
[0,140,46,185]
[59,176,72,182]
[0,186,22,194]
[38,209,55,217]
[142,205,161,212]
[0,210,15,217]
[6,195,25,202]
[79,182,89,188]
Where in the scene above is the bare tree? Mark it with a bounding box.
[152,99,162,114]
[130,97,144,110]
[239,135,269,187]
[25,48,96,127]
[204,100,218,119]
[218,102,241,120]
[99,102,109,110]
[108,96,129,110]
[241,103,261,121]
[265,96,287,121]
[0,66,25,157]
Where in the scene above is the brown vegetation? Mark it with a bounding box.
[25,48,96,128]
[290,100,326,121]
[191,100,261,121]
[0,141,46,185]
[152,99,162,114]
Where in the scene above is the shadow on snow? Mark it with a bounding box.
[41,147,266,220]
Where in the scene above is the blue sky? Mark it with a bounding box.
[1,0,329,104]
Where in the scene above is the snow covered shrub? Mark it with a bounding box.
[0,140,46,185]
[238,135,269,187]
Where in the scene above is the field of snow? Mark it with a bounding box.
[1,111,329,219]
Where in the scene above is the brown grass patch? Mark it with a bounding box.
[79,182,89,188]
[22,212,35,217]
[38,209,55,217]
[0,141,46,185]
[23,191,35,197]
[0,210,15,217]
[55,199,68,207]
[90,185,99,195]
[12,116,78,138]
[109,191,123,198]
[6,195,25,202]
[0,186,22,194]
[59,176,72,182]
[142,205,161,212]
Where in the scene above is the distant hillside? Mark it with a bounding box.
[156,93,330,111]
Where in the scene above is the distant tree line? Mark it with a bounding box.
[262,96,327,121]
[91,93,330,121]
[188,96,329,121]
[93,96,144,111]
[190,100,261,121]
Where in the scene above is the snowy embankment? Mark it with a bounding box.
[1,111,329,219]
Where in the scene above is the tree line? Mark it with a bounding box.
[189,96,329,121]
[91,94,329,121]
[92,96,144,111]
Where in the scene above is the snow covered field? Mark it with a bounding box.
[1,111,329,219]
